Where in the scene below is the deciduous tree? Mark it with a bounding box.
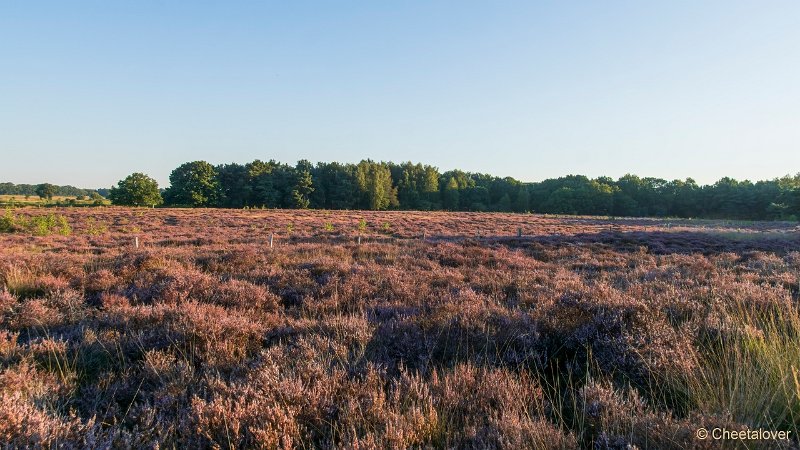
[163,161,220,207]
[108,173,163,207]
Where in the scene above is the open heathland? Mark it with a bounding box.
[1,207,800,448]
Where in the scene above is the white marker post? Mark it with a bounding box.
[269,233,274,249]
[134,236,139,249]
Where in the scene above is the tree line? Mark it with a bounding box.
[105,159,800,220]
[0,182,102,199]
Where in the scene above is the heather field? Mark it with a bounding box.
[2,207,800,449]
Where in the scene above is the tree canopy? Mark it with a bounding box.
[35,183,57,200]
[163,161,220,207]
[108,173,163,207]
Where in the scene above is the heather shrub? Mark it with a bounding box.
[98,292,129,309]
[82,268,122,295]
[535,284,697,396]
[0,289,17,315]
[578,380,697,449]
[0,392,98,448]
[0,331,18,362]
[11,299,63,329]
[428,364,576,449]
[214,278,281,310]
[98,301,268,370]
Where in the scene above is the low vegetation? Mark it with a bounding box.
[0,209,72,236]
[1,208,799,448]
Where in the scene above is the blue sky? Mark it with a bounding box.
[1,1,798,188]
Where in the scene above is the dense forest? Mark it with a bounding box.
[110,159,800,221]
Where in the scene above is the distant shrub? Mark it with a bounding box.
[84,217,108,235]
[121,225,142,234]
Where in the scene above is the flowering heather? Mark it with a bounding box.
[1,207,800,448]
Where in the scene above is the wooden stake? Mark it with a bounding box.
[357,235,361,245]
[269,233,274,248]
[517,227,522,238]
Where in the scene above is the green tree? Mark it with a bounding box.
[355,160,398,210]
[290,160,314,209]
[396,162,441,210]
[420,165,441,209]
[514,185,530,212]
[497,193,512,212]
[108,173,163,207]
[245,159,295,208]
[538,175,614,215]
[310,162,357,209]
[442,177,460,210]
[247,160,279,207]
[216,163,251,208]
[394,162,422,209]
[163,161,220,207]
[35,183,57,201]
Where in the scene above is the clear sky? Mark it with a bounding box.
[1,1,798,188]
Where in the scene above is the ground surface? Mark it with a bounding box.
[1,208,800,448]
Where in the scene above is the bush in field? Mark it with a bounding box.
[108,172,163,207]
[84,217,108,235]
[0,209,17,233]
[0,210,71,236]
[26,214,72,236]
